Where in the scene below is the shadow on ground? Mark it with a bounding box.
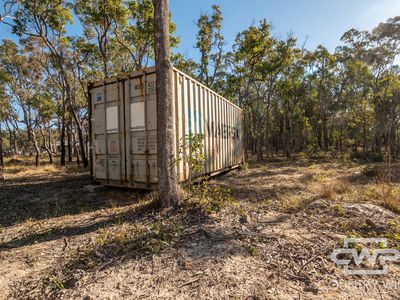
[0,169,145,228]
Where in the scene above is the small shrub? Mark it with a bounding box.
[333,204,345,216]
[280,195,310,212]
[350,151,384,163]
[193,180,234,213]
[364,183,400,213]
[247,245,259,256]
[175,134,235,213]
[319,184,335,199]
[174,133,206,189]
[310,151,327,160]
[379,183,400,213]
[239,162,249,171]
[50,275,65,291]
[362,164,379,177]
[298,152,308,160]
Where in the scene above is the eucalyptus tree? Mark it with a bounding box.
[75,0,128,78]
[340,20,400,155]
[153,0,180,208]
[229,20,296,160]
[195,5,225,90]
[0,39,44,165]
[114,0,179,70]
[8,0,89,167]
[0,69,11,180]
[276,47,308,157]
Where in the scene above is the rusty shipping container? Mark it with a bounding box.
[88,67,244,189]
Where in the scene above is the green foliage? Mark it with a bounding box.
[350,151,384,163]
[195,5,225,89]
[192,180,234,213]
[362,164,380,177]
[239,162,249,171]
[75,0,180,75]
[175,133,206,185]
[93,220,182,256]
[174,133,233,213]
[1,0,400,173]
[247,245,259,256]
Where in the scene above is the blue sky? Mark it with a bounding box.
[1,0,399,60]
[169,0,400,60]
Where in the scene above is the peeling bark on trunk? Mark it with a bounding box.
[154,0,180,208]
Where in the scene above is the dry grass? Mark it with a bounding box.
[5,164,63,177]
[363,182,400,213]
[2,157,400,300]
[3,155,70,179]
[279,194,310,212]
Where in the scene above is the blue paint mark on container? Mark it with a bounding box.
[186,109,203,135]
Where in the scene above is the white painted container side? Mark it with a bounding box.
[89,67,244,189]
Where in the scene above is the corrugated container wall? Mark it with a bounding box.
[89,67,244,189]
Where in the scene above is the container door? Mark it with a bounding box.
[125,71,158,187]
[92,79,126,184]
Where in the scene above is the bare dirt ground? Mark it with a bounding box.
[1,157,399,299]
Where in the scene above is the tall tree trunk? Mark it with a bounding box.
[256,115,263,162]
[72,130,80,167]
[60,98,66,166]
[285,113,291,158]
[363,121,367,156]
[48,127,54,154]
[67,122,72,162]
[154,0,180,208]
[322,115,328,151]
[40,127,53,164]
[31,130,40,167]
[59,55,88,168]
[8,128,12,153]
[68,106,89,167]
[0,124,4,181]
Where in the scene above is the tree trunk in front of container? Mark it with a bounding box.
[154,0,180,208]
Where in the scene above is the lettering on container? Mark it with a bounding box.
[135,135,156,153]
[207,121,240,140]
[186,109,239,140]
[146,80,156,94]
